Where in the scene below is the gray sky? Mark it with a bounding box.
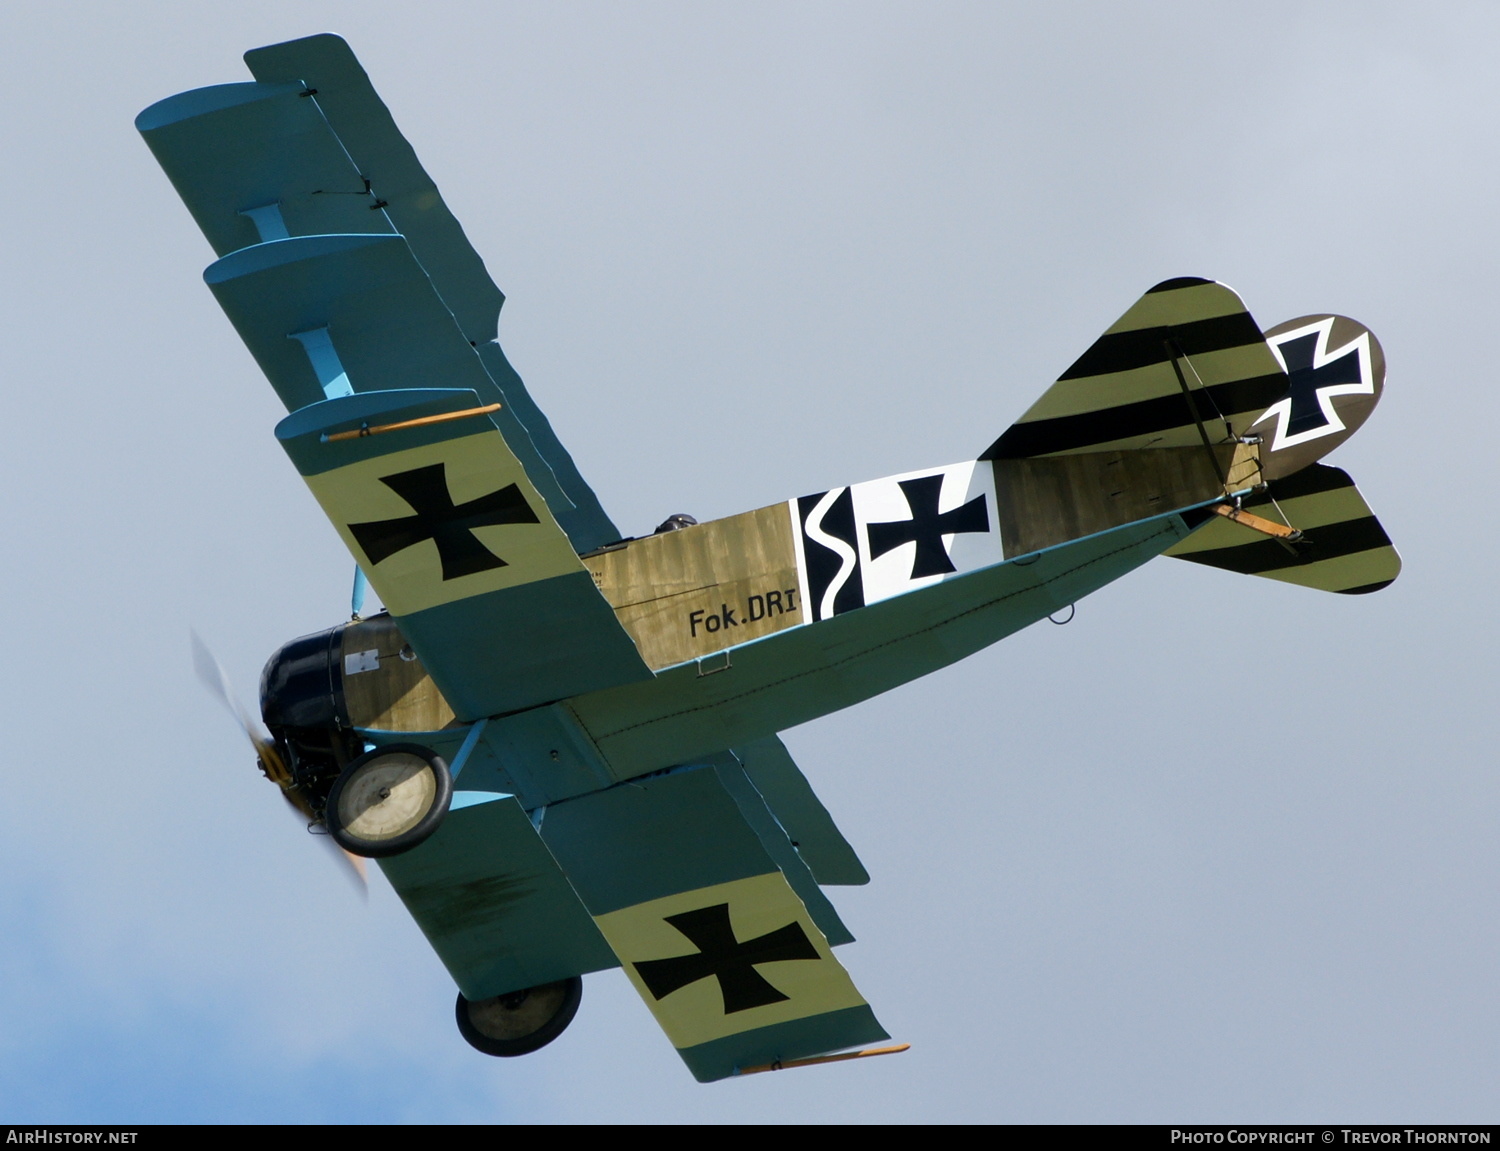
[0,1,1493,1123]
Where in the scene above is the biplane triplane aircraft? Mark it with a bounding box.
[140,35,1400,1081]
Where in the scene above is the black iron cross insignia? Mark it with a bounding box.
[633,903,820,1014]
[866,474,989,579]
[1277,331,1364,438]
[347,462,540,580]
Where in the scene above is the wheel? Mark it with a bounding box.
[325,743,452,858]
[455,977,583,1057]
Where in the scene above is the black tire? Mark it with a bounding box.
[325,743,452,858]
[456,977,583,1057]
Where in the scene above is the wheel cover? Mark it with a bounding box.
[467,983,570,1041]
[456,977,583,1057]
[337,752,437,842]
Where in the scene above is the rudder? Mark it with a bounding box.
[983,277,1283,557]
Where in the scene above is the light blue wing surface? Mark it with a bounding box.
[137,33,620,552]
[378,792,618,1000]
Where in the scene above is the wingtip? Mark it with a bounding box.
[243,31,358,77]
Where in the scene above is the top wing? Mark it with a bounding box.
[136,33,618,553]
[538,754,887,1081]
[273,385,650,718]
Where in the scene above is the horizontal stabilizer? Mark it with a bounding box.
[979,278,1287,556]
[1165,464,1400,594]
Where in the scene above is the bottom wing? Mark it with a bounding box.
[379,793,618,1000]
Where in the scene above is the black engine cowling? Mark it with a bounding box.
[259,624,358,805]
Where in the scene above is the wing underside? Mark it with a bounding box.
[375,726,876,1064]
[539,757,887,1081]
[136,32,618,553]
[273,387,651,718]
[378,792,618,1001]
[138,39,660,714]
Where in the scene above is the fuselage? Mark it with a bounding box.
[262,473,1214,815]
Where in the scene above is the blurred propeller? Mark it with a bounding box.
[191,630,367,894]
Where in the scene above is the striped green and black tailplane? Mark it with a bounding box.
[986,277,1400,594]
[1164,464,1399,594]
